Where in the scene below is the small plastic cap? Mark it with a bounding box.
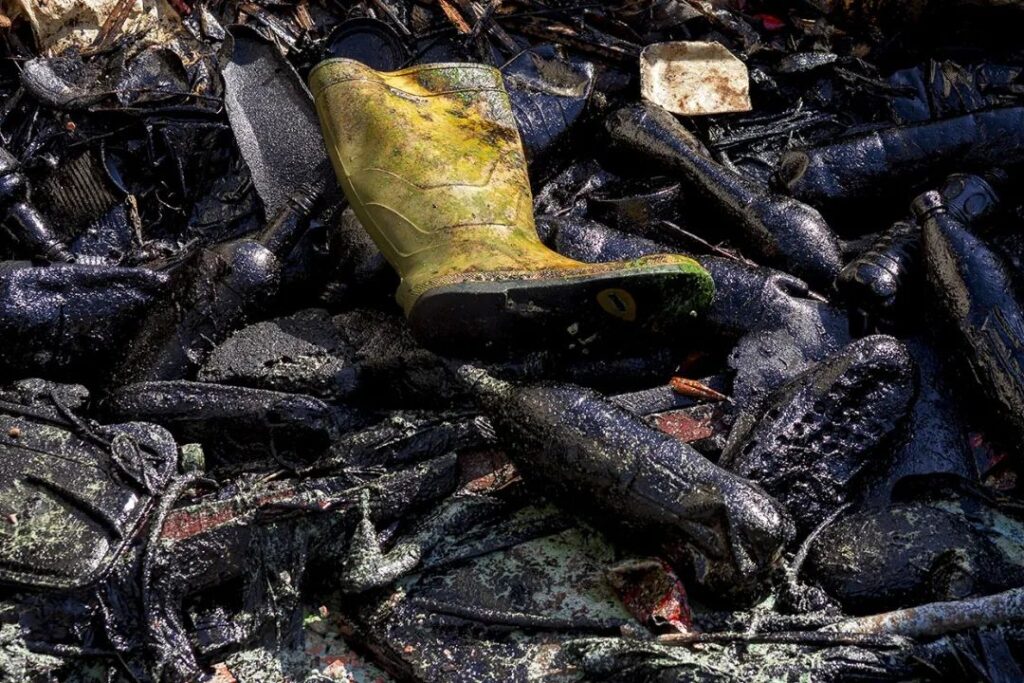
[910,190,944,220]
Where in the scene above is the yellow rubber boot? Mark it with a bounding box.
[309,59,714,354]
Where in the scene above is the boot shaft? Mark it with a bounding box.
[310,60,556,310]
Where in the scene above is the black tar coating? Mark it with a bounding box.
[114,239,280,384]
[104,380,364,467]
[325,208,396,307]
[221,25,334,218]
[303,410,490,475]
[836,220,920,319]
[707,257,851,407]
[605,103,843,290]
[464,370,794,605]
[0,146,74,262]
[720,335,916,534]
[19,55,109,109]
[587,177,682,238]
[808,477,1024,615]
[778,107,1024,206]
[837,172,1002,330]
[536,215,851,406]
[535,214,664,265]
[144,455,459,681]
[502,46,594,169]
[863,335,974,505]
[565,636,921,682]
[0,386,176,590]
[0,263,169,382]
[915,190,1024,447]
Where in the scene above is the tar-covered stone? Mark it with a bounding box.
[807,477,1024,614]
[200,309,353,396]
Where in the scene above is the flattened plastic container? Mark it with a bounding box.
[640,42,751,116]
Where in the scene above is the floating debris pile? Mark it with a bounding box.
[0,1,1023,681]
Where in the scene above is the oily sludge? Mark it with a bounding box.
[0,1,1023,681]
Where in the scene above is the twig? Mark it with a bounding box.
[86,0,137,55]
[437,0,472,33]
[369,0,413,36]
[658,630,904,648]
[469,0,501,40]
[823,587,1024,638]
[658,220,829,302]
[659,220,754,264]
[453,0,519,52]
[412,597,628,632]
[511,21,638,63]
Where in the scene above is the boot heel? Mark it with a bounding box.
[409,266,712,356]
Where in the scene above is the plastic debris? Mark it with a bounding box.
[640,41,752,116]
[0,1,1023,680]
[310,58,713,355]
[3,0,183,54]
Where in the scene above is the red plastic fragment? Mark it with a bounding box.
[654,410,715,443]
[753,13,786,31]
[160,487,296,542]
[969,431,1017,491]
[607,558,692,633]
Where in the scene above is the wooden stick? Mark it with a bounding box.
[823,587,1024,638]
[86,0,137,54]
[437,0,472,34]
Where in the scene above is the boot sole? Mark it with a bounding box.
[407,266,713,356]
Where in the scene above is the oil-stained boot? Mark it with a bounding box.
[309,59,714,354]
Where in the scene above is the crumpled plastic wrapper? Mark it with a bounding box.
[3,0,182,54]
